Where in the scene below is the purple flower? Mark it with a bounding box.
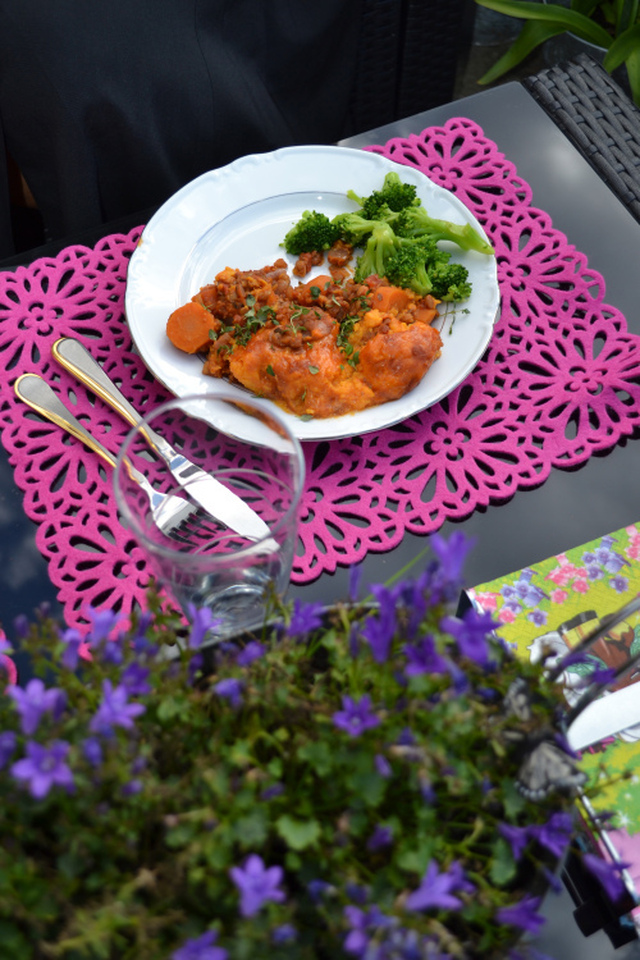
[229,854,285,917]
[214,678,243,709]
[499,823,531,861]
[496,895,545,934]
[121,663,152,697]
[7,678,65,735]
[528,811,573,859]
[11,740,74,798]
[86,607,119,645]
[187,605,219,650]
[332,694,380,737]
[343,905,394,956]
[405,860,469,912]
[260,782,284,801]
[374,753,392,778]
[236,641,265,667]
[272,924,297,944]
[89,680,146,737]
[59,627,83,669]
[441,607,498,667]
[430,531,474,594]
[403,635,448,676]
[172,929,227,960]
[122,778,143,796]
[308,879,332,902]
[582,853,631,904]
[367,824,393,851]
[287,599,325,638]
[0,730,17,768]
[362,585,398,662]
[349,563,363,602]
[82,737,103,768]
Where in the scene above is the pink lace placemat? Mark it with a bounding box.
[1,116,639,632]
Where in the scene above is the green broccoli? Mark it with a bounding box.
[347,171,419,219]
[353,221,399,283]
[282,210,341,255]
[331,211,378,248]
[383,238,441,296]
[429,262,473,302]
[394,205,494,255]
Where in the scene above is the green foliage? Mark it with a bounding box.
[474,0,640,105]
[0,544,592,959]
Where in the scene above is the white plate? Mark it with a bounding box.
[125,145,499,442]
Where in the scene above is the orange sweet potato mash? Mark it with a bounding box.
[166,256,442,420]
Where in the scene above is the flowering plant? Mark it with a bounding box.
[0,533,628,959]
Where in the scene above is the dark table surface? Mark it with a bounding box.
[3,78,640,955]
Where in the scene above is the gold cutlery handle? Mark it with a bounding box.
[14,373,118,470]
[52,337,173,460]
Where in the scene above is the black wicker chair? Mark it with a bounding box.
[523,53,640,224]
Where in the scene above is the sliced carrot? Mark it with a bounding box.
[370,285,411,312]
[413,305,439,324]
[166,301,214,354]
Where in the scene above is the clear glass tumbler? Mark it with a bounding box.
[113,392,305,638]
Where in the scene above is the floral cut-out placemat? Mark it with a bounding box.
[1,117,640,631]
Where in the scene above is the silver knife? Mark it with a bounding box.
[52,337,271,541]
[567,683,640,752]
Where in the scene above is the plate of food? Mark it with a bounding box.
[125,144,499,442]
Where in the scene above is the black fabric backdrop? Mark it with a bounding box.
[0,0,473,258]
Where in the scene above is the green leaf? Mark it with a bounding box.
[297,739,334,776]
[490,836,518,886]
[157,695,190,722]
[475,0,613,46]
[276,814,321,850]
[234,810,268,848]
[478,21,568,85]
[500,777,527,818]
[625,45,640,104]
[604,21,640,70]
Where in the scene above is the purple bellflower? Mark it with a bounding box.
[7,678,65,735]
[187,605,220,650]
[236,641,265,667]
[229,853,285,917]
[287,599,325,638]
[440,607,498,668]
[214,678,243,709]
[582,853,631,904]
[172,929,228,960]
[405,859,473,912]
[11,739,74,799]
[332,694,380,737]
[89,680,146,737]
[496,895,545,935]
[0,730,17,769]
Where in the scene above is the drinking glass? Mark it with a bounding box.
[113,392,305,638]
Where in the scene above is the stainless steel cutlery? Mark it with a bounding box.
[14,373,197,538]
[52,338,270,542]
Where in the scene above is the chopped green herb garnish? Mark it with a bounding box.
[266,364,275,376]
[308,365,320,375]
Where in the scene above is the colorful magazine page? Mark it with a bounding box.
[467,523,640,918]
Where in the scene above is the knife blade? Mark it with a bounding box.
[52,337,271,542]
[567,682,640,751]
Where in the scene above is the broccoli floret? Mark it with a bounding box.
[395,205,494,255]
[353,221,399,283]
[347,171,419,219]
[282,210,341,255]
[331,211,378,247]
[429,262,472,302]
[384,238,440,296]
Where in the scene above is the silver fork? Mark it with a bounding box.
[14,373,197,538]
